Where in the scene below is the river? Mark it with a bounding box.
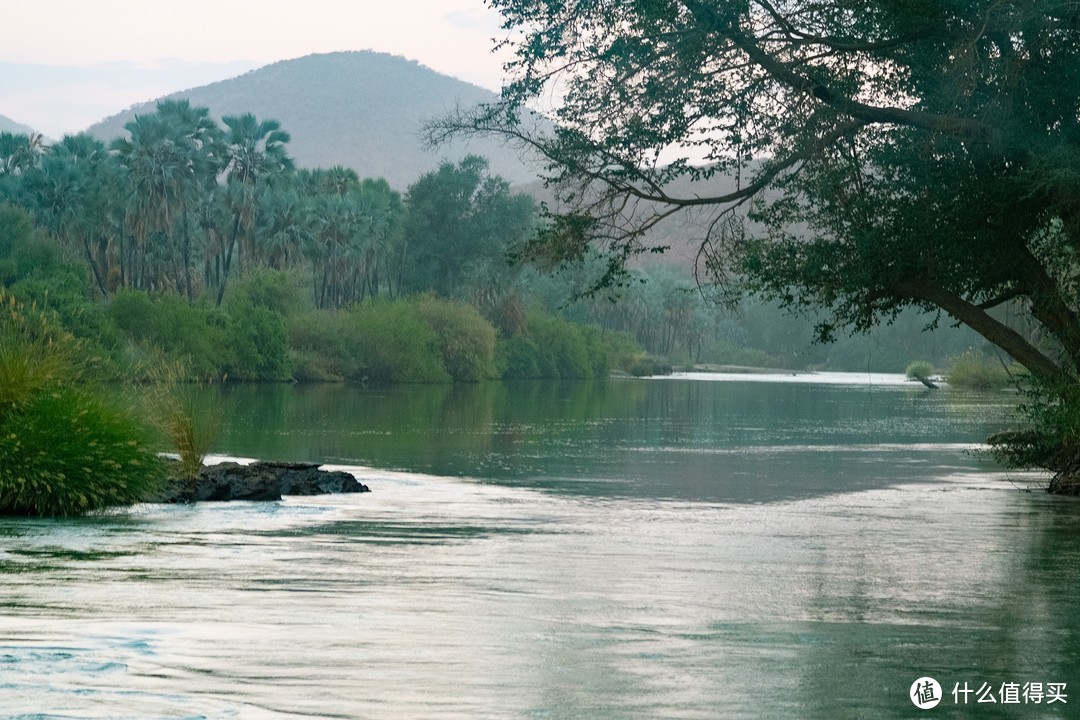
[2,373,1077,718]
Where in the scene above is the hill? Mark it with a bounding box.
[86,51,540,189]
[0,114,37,136]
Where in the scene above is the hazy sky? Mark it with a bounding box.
[0,0,512,138]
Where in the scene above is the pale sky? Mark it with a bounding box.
[0,0,513,138]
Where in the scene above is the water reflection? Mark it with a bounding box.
[211,378,1017,502]
[1,378,1075,718]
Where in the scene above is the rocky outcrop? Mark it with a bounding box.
[150,461,370,503]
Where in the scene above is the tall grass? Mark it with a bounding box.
[142,363,222,479]
[945,350,1014,389]
[0,289,164,516]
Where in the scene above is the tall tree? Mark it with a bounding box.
[0,132,45,177]
[22,134,119,298]
[431,0,1080,487]
[217,113,293,306]
[112,101,221,297]
[402,156,535,305]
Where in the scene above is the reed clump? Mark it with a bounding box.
[0,289,164,516]
[142,362,222,480]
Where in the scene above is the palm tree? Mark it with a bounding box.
[255,181,310,270]
[217,113,293,306]
[112,102,218,295]
[22,134,118,297]
[0,131,45,176]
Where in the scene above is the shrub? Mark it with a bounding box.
[579,324,613,377]
[945,350,1013,389]
[0,387,164,516]
[289,300,450,384]
[107,290,230,380]
[346,300,450,383]
[526,312,594,379]
[224,268,306,316]
[224,303,292,381]
[498,334,542,379]
[0,289,164,516]
[288,310,350,381]
[628,355,673,377]
[905,360,938,387]
[604,330,646,374]
[905,360,935,380]
[415,297,499,381]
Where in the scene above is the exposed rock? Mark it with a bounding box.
[149,461,370,503]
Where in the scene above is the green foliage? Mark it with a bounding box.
[343,301,451,383]
[0,289,163,516]
[0,204,53,284]
[402,155,535,303]
[224,268,307,316]
[106,290,229,380]
[415,296,499,381]
[513,312,602,379]
[945,351,1013,390]
[988,381,1080,492]
[290,299,451,384]
[0,387,163,516]
[224,303,292,381]
[498,334,542,379]
[905,360,935,382]
[221,277,295,381]
[142,365,222,479]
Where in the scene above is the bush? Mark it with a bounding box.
[223,302,292,381]
[905,360,935,380]
[0,289,164,516]
[628,355,673,377]
[498,334,542,379]
[415,296,498,381]
[905,360,938,387]
[107,290,229,380]
[224,268,306,316]
[526,312,594,379]
[496,311,641,379]
[945,350,1013,389]
[0,387,164,516]
[988,380,1080,494]
[290,299,450,384]
[346,300,450,383]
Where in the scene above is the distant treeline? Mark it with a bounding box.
[0,104,993,379]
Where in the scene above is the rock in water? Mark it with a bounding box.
[150,461,370,503]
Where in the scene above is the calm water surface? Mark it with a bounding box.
[2,374,1078,719]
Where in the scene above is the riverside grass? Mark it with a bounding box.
[142,362,221,479]
[0,289,164,516]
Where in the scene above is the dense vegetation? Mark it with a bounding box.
[0,102,985,387]
[0,89,1017,516]
[435,0,1080,492]
[0,110,646,386]
[0,286,164,516]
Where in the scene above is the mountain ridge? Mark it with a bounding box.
[0,114,38,136]
[86,51,539,189]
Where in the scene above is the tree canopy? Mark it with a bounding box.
[430,0,1080,481]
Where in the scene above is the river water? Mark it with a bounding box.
[2,373,1078,718]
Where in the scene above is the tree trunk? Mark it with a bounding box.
[81,234,109,299]
[216,212,242,307]
[894,280,1069,383]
